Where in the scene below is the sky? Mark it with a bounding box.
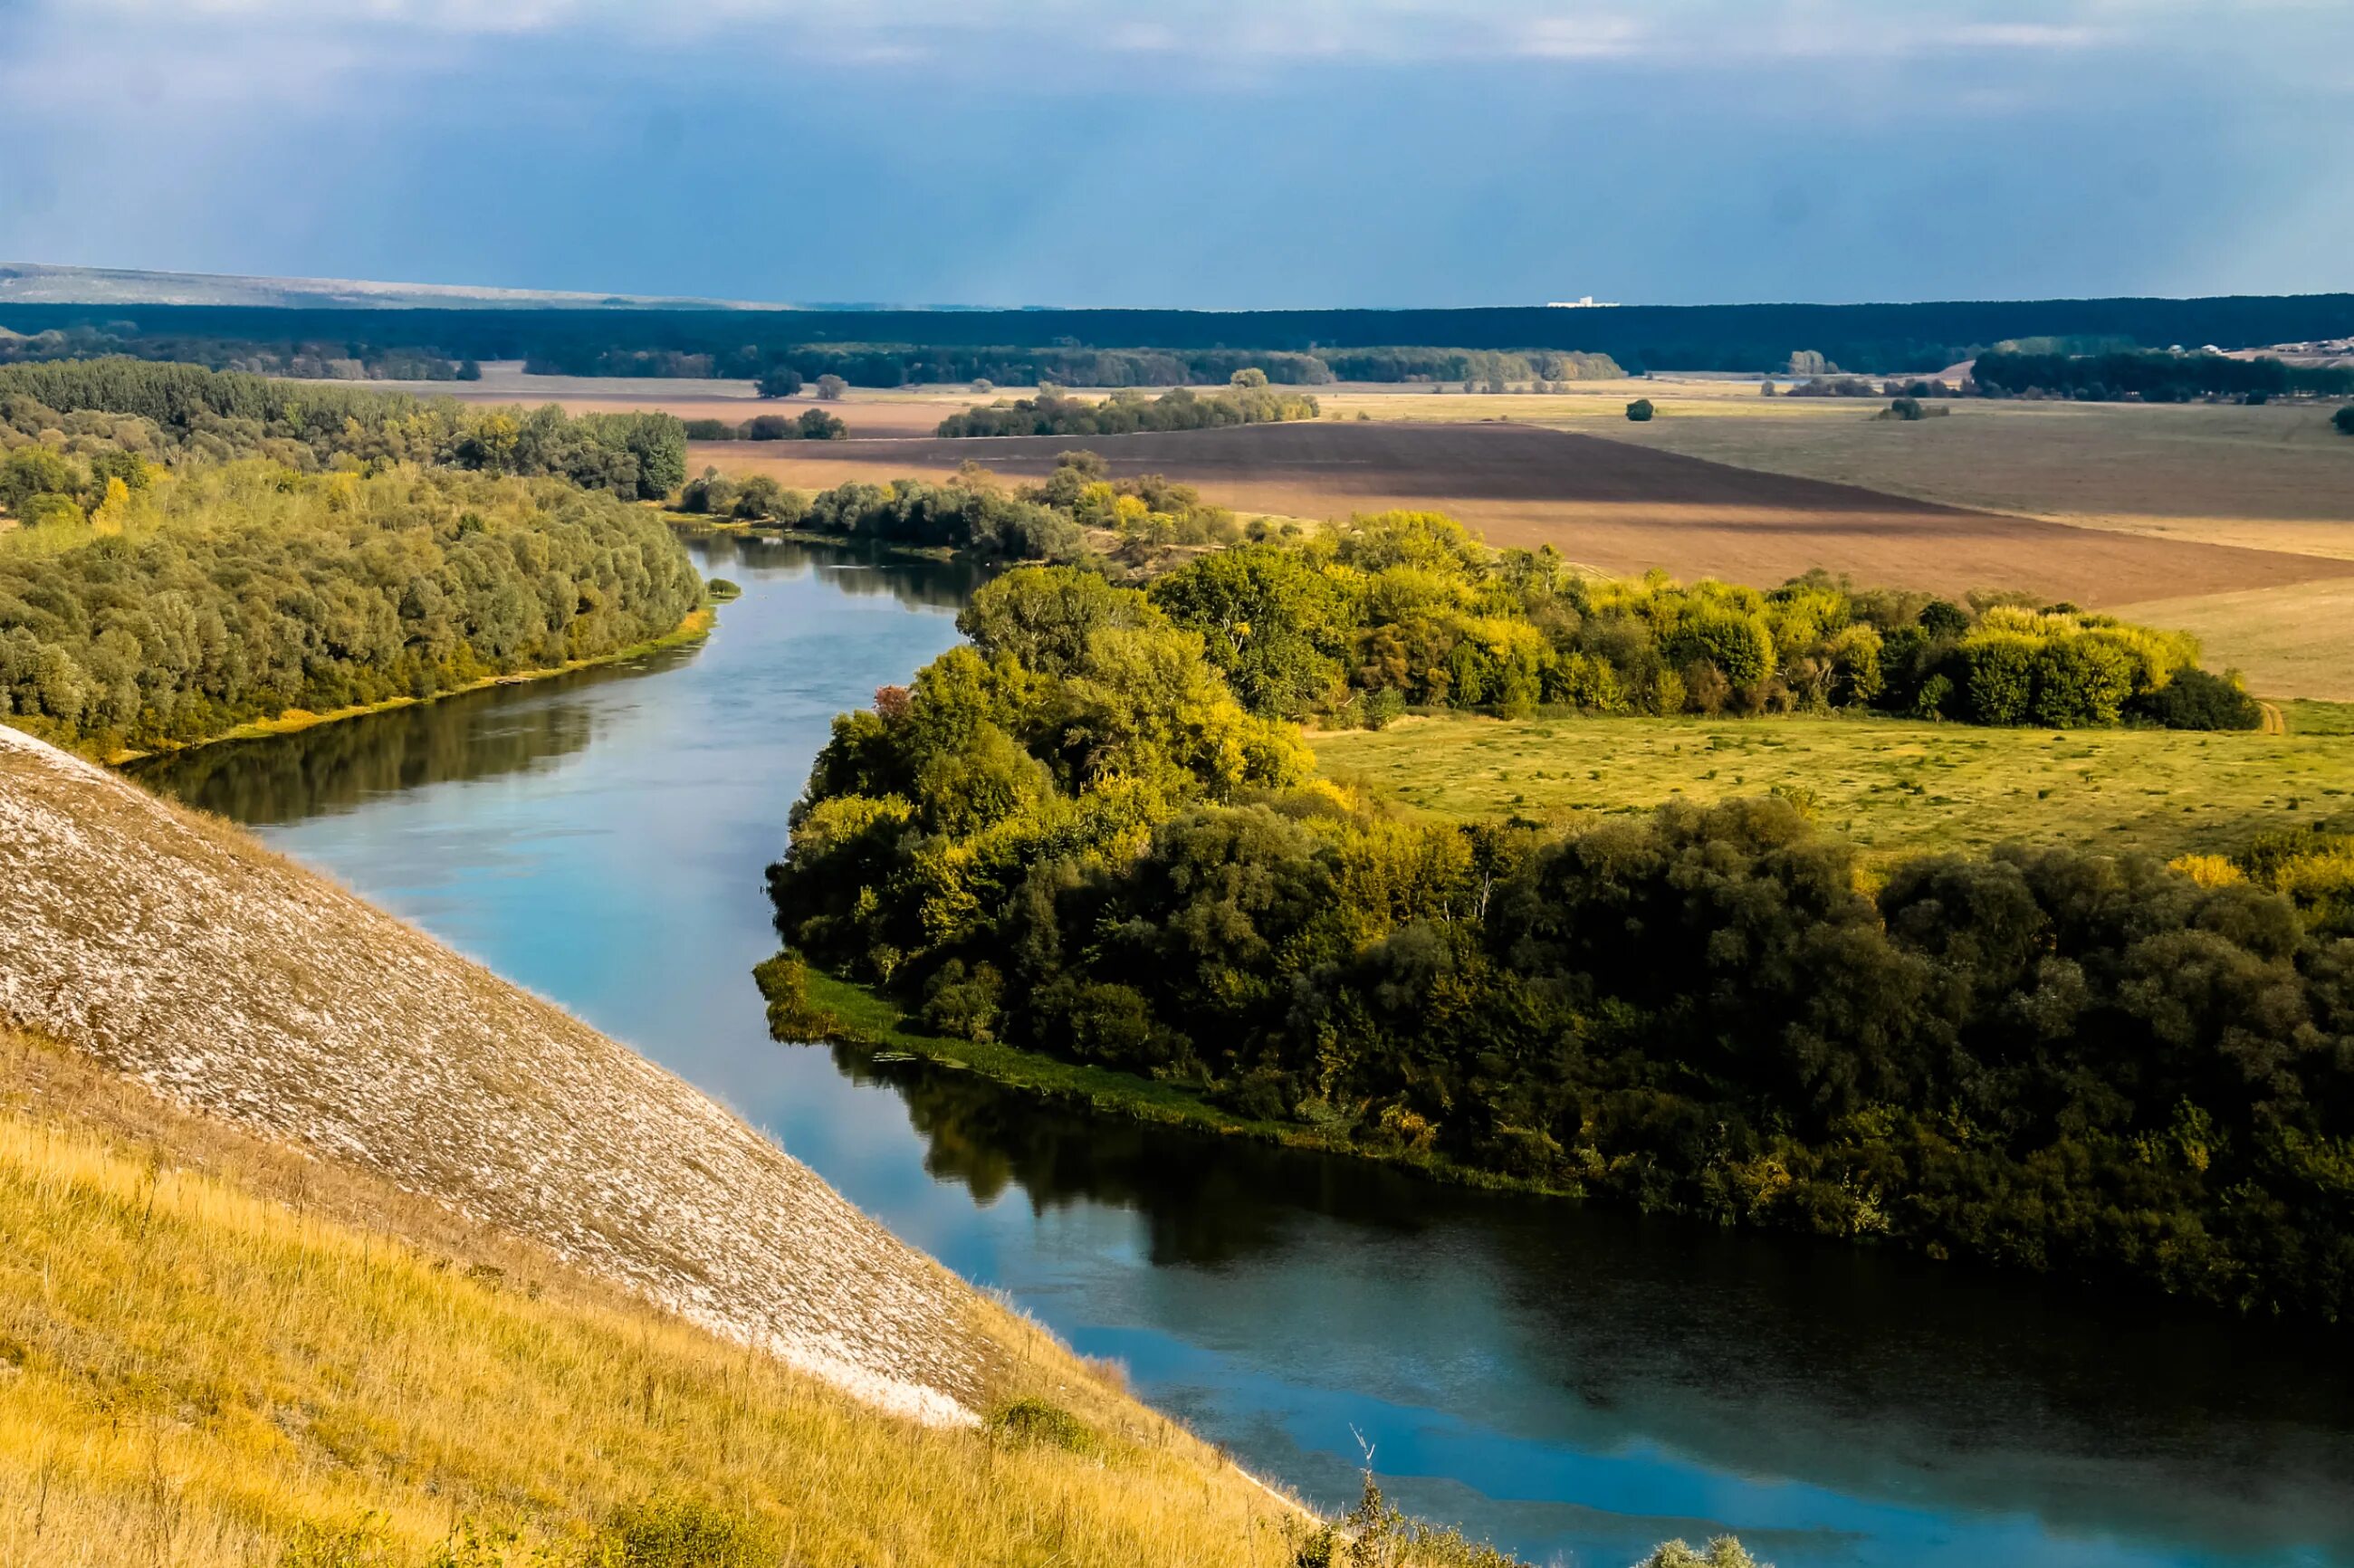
[1,0,2349,310]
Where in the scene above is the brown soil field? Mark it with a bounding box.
[695,421,2354,608]
[1573,397,2354,560]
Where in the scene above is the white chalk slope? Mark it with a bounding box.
[0,723,990,1426]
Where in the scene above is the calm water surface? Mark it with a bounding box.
[136,538,2354,1568]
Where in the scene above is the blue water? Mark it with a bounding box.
[136,536,2354,1568]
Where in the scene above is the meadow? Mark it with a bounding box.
[1308,709,2354,863]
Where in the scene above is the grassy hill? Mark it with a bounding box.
[0,1031,1306,1567]
[0,723,1342,1565]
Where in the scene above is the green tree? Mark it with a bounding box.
[756,366,804,398]
[814,374,848,401]
[1625,398,1655,422]
[1148,545,1344,717]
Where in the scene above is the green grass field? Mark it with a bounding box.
[1310,712,2354,862]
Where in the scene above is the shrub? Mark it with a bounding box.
[797,407,847,440]
[2335,406,2354,436]
[989,1398,1096,1455]
[1625,397,1655,422]
[587,1496,775,1568]
[2131,666,2262,731]
[751,952,840,1041]
[705,578,742,601]
[755,366,802,398]
[680,418,735,441]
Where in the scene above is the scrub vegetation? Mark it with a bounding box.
[765,556,2354,1322]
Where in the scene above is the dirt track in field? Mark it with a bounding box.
[695,421,2354,607]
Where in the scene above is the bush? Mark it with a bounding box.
[1625,398,1655,422]
[587,1496,775,1568]
[797,407,847,440]
[681,418,735,441]
[989,1398,1096,1455]
[2131,666,2262,731]
[754,366,802,398]
[2336,406,2354,436]
[705,578,742,601]
[814,374,847,400]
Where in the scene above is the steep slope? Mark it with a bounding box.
[0,721,984,1425]
[0,1029,1308,1567]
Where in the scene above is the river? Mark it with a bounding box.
[133,537,2354,1568]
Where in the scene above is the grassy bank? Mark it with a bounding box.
[776,963,1578,1198]
[1309,710,2354,864]
[100,602,717,766]
[0,1031,1316,1568]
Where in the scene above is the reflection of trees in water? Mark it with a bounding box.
[693,534,986,614]
[129,672,629,825]
[841,1038,2354,1551]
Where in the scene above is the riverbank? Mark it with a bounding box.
[763,957,1581,1200]
[97,602,718,766]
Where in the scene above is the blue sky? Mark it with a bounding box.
[1,1,2348,308]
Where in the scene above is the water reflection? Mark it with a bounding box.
[839,1039,2354,1563]
[703,532,989,612]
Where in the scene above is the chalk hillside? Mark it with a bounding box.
[0,721,992,1427]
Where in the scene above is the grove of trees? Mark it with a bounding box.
[934,384,1320,437]
[0,359,687,500]
[766,564,2354,1320]
[1133,511,2253,731]
[1972,349,2354,402]
[0,465,702,755]
[0,359,703,757]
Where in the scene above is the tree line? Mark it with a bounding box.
[0,321,479,381]
[680,410,847,442]
[764,564,2354,1321]
[0,359,686,502]
[1136,510,2254,731]
[13,295,2354,377]
[691,454,1239,565]
[934,381,1321,437]
[1972,349,2354,401]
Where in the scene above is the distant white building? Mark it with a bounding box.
[1545,296,1620,308]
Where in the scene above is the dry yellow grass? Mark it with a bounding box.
[2108,579,2354,703]
[0,1033,1306,1568]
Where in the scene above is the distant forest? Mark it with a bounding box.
[5,293,2353,380]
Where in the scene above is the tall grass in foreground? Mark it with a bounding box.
[0,1037,1319,1567]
